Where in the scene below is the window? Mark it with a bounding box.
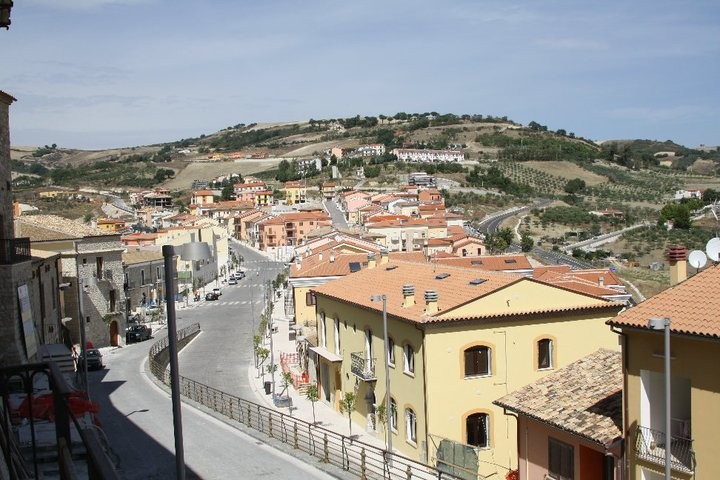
[464,346,491,377]
[319,313,326,348]
[403,344,415,374]
[365,329,373,363]
[306,291,316,306]
[548,438,573,480]
[387,337,395,366]
[390,398,398,432]
[466,413,490,448]
[109,290,116,312]
[405,408,417,443]
[538,338,554,370]
[96,257,103,279]
[141,269,146,285]
[156,266,162,280]
[334,318,340,355]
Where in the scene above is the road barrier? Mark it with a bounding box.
[148,323,462,480]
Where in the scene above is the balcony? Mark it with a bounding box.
[0,361,118,479]
[350,352,376,381]
[635,424,695,474]
[0,237,31,264]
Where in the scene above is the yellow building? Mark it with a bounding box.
[311,260,622,477]
[284,181,306,205]
[607,259,720,480]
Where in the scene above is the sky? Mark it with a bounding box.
[2,0,719,150]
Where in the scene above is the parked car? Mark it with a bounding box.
[126,324,152,343]
[228,277,237,285]
[205,292,219,301]
[213,287,222,297]
[78,349,104,371]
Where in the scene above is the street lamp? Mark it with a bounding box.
[77,275,98,400]
[163,242,212,480]
[648,317,671,480]
[370,293,392,455]
[0,0,13,29]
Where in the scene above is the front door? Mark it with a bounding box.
[320,363,331,402]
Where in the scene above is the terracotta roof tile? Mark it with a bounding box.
[494,349,622,447]
[607,263,720,338]
[436,255,532,271]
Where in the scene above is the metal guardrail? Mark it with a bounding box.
[148,325,459,480]
[635,424,695,474]
[0,361,119,479]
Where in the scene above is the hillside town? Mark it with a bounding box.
[4,83,720,480]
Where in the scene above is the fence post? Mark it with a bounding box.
[247,405,252,428]
[406,464,412,480]
[361,448,367,480]
[323,434,329,463]
[293,422,298,449]
[269,413,273,438]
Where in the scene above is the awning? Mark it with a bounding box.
[309,346,343,362]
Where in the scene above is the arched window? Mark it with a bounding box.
[390,397,398,431]
[319,312,326,348]
[405,408,417,443]
[464,345,491,377]
[387,337,395,366]
[334,318,340,355]
[466,412,490,448]
[538,338,554,370]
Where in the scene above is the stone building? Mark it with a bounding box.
[15,215,128,348]
[122,247,164,313]
[0,90,35,366]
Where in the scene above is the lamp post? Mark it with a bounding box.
[0,0,13,29]
[370,293,392,456]
[648,317,671,480]
[163,242,212,480]
[77,275,98,400]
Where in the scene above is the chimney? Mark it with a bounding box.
[598,276,604,287]
[319,251,323,261]
[295,257,302,271]
[402,284,415,307]
[424,290,438,314]
[329,251,336,263]
[367,253,377,269]
[667,245,688,285]
[379,247,389,265]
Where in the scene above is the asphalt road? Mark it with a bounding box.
[93,245,334,479]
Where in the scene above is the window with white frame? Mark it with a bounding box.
[466,412,490,448]
[390,398,398,432]
[403,344,415,374]
[387,337,395,366]
[464,345,491,377]
[538,338,554,370]
[334,318,340,355]
[405,408,417,443]
[320,313,326,348]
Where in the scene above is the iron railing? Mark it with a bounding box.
[635,424,695,473]
[0,237,31,265]
[0,361,119,479]
[149,327,459,480]
[350,352,376,381]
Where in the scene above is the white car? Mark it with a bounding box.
[228,278,237,285]
[213,287,222,297]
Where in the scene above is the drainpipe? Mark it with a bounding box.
[610,325,628,480]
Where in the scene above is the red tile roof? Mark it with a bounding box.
[607,263,720,338]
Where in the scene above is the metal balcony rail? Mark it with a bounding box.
[350,352,377,381]
[0,361,119,480]
[635,424,695,474]
[149,327,459,480]
[0,237,31,265]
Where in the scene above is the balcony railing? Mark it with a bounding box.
[0,361,119,479]
[635,424,695,473]
[350,352,376,381]
[0,237,31,265]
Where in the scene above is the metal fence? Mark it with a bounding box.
[149,324,459,480]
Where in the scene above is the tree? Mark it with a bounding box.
[520,232,534,252]
[221,183,234,201]
[564,178,586,194]
[339,391,357,435]
[306,384,319,424]
[256,347,269,379]
[658,203,691,229]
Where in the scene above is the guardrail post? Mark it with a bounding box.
[323,434,329,463]
[293,422,298,449]
[269,413,273,438]
[247,405,252,428]
[360,448,367,480]
[406,464,412,479]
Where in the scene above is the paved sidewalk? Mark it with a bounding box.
[245,292,387,451]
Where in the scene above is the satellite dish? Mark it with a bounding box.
[334,234,342,242]
[706,237,720,262]
[688,250,707,269]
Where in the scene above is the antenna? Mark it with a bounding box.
[706,237,720,262]
[688,250,707,271]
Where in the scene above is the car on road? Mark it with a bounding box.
[78,348,104,371]
[213,287,222,297]
[228,277,237,285]
[126,324,152,343]
[205,292,219,301]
